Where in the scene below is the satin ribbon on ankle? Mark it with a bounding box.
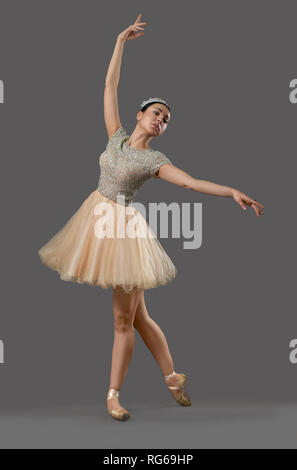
[107,388,120,400]
[164,370,176,379]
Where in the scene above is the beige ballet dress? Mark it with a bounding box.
[38,126,177,293]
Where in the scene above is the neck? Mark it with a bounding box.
[127,128,152,150]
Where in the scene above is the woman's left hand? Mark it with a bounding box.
[231,189,264,217]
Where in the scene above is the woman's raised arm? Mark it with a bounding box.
[104,14,147,138]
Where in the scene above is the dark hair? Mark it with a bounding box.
[141,101,171,115]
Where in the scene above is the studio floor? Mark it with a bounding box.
[0,399,296,449]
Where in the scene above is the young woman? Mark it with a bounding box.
[38,14,264,422]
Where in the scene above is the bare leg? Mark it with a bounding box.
[107,286,143,414]
[133,291,191,403]
[133,291,174,376]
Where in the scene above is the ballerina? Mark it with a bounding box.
[38,13,264,421]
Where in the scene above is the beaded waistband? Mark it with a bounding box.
[97,188,132,207]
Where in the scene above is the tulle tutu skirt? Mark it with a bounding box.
[38,189,177,293]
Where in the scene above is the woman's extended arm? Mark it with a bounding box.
[105,38,126,88]
[158,164,264,217]
[104,14,147,136]
[105,14,146,86]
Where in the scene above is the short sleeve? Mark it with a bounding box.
[106,126,129,149]
[150,151,173,178]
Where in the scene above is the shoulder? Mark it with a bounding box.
[149,150,173,179]
[106,126,129,149]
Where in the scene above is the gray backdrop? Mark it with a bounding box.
[0,0,295,415]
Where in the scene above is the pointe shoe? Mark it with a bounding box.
[106,388,130,421]
[164,371,192,406]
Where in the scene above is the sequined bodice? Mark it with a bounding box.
[97,126,172,206]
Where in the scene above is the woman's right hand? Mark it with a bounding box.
[118,13,147,42]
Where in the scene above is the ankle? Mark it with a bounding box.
[107,388,120,400]
[164,370,176,380]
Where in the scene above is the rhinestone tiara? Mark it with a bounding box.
[140,97,171,113]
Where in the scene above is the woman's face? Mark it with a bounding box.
[139,103,171,136]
